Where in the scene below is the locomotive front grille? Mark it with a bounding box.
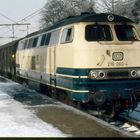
[107,71,129,78]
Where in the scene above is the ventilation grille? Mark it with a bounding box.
[107,71,129,78]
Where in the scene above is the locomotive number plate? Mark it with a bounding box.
[108,62,128,67]
[112,52,124,61]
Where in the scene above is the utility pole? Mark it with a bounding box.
[0,23,31,40]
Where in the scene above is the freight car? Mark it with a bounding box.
[1,13,140,117]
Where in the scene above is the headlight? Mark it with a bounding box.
[89,71,98,79]
[137,70,140,77]
[99,71,106,79]
[131,70,137,77]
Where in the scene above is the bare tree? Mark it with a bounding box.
[132,0,140,23]
[95,0,134,15]
[95,0,119,14]
[40,0,95,28]
[95,0,137,22]
[40,0,139,28]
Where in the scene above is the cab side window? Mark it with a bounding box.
[28,39,34,49]
[45,33,51,45]
[40,34,47,46]
[49,30,60,46]
[40,33,51,46]
[61,27,74,43]
[32,37,38,48]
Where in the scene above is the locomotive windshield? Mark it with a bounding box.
[85,25,113,41]
[115,25,139,41]
[85,24,140,42]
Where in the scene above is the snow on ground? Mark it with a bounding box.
[0,80,68,137]
[128,103,140,121]
[128,111,140,121]
[0,76,140,137]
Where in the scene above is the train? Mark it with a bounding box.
[0,13,140,117]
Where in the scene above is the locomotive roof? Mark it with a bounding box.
[0,13,134,48]
[0,39,21,49]
[26,13,134,38]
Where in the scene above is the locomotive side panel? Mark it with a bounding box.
[16,46,48,83]
[16,29,61,85]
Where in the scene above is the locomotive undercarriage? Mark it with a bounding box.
[88,88,138,118]
[18,76,140,119]
[39,84,138,119]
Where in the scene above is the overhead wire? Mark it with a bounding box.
[0,12,17,23]
[0,7,44,40]
[17,8,43,23]
[14,8,43,37]
[0,12,17,31]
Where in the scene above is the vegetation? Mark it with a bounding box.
[132,0,140,23]
[40,0,95,28]
[40,0,140,28]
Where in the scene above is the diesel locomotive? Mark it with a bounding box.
[0,13,140,116]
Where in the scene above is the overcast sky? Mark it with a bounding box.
[0,0,47,45]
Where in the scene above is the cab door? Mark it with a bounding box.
[48,30,60,88]
[48,45,57,98]
[49,46,56,76]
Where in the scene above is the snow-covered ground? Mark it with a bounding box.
[128,104,140,121]
[0,76,140,137]
[0,78,68,137]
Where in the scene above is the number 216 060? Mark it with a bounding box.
[108,62,128,67]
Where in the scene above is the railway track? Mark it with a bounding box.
[55,100,140,137]
[49,89,140,137]
[109,105,140,137]
[63,100,140,137]
[57,101,140,137]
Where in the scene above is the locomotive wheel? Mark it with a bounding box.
[91,91,106,106]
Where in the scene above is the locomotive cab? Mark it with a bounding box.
[56,14,140,114]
